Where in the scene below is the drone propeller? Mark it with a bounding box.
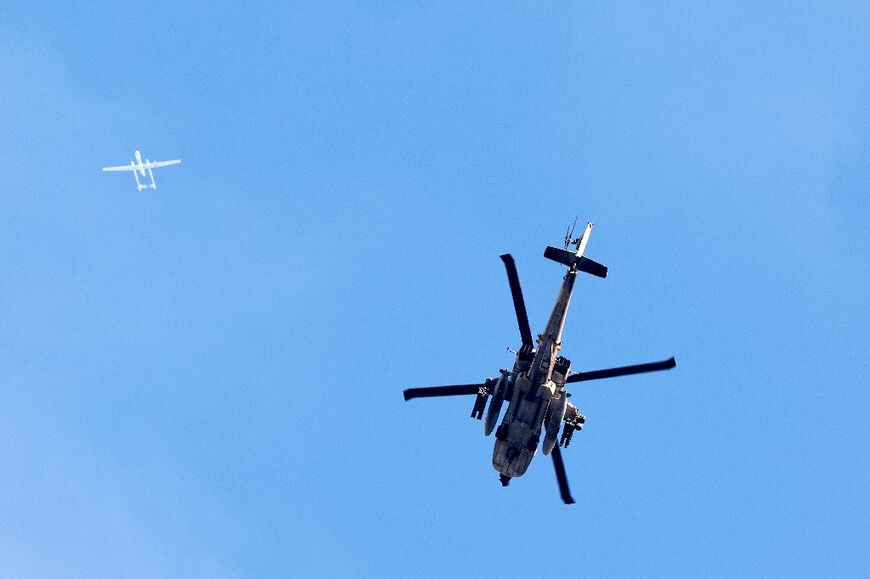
[403,383,482,401]
[566,357,676,384]
[551,444,575,504]
[499,254,534,348]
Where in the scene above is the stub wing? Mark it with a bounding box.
[102,164,136,172]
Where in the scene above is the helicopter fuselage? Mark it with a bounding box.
[402,221,676,503]
[491,262,578,480]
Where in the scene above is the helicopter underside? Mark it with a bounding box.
[401,234,677,504]
[491,375,555,478]
[492,421,537,478]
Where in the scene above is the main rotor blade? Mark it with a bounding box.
[551,444,575,504]
[566,357,676,384]
[403,384,482,401]
[499,254,534,347]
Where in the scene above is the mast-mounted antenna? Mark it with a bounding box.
[564,216,579,249]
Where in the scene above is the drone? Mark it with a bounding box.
[403,222,676,504]
[102,150,181,191]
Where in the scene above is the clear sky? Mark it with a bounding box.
[1,2,868,577]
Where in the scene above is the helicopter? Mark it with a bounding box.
[403,222,676,504]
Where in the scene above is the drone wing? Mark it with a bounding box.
[102,164,136,172]
[145,159,181,170]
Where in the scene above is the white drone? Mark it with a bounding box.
[103,150,181,190]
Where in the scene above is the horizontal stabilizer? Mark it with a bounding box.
[544,246,574,267]
[577,256,607,278]
[543,246,608,278]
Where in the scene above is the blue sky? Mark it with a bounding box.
[1,2,868,577]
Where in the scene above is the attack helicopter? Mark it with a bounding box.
[403,222,676,504]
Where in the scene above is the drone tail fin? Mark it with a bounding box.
[544,246,608,278]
